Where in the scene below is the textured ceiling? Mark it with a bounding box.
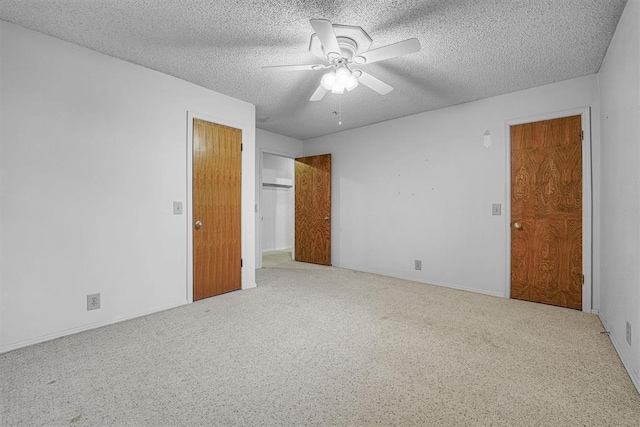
[0,0,627,140]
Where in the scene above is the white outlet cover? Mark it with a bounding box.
[87,293,100,311]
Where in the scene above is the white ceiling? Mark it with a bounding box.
[0,0,627,140]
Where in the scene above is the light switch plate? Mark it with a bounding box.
[173,201,183,215]
[492,204,501,215]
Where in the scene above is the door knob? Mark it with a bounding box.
[195,220,202,229]
[324,216,330,221]
[513,221,522,230]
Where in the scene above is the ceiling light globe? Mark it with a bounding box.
[345,75,359,91]
[321,72,336,90]
[335,67,351,85]
[331,84,345,94]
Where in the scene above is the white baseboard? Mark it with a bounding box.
[262,247,292,253]
[243,282,257,290]
[1,300,188,354]
[599,315,640,393]
[334,263,505,299]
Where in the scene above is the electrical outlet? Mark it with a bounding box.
[414,260,422,271]
[626,321,632,345]
[87,293,100,311]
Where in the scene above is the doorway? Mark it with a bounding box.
[258,152,332,269]
[261,153,295,266]
[507,110,592,312]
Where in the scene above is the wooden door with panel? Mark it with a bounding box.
[511,115,583,310]
[295,154,332,266]
[192,119,242,300]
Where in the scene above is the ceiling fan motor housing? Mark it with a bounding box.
[309,24,373,63]
[336,37,358,61]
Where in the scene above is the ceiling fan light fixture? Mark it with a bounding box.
[321,71,336,90]
[321,65,358,94]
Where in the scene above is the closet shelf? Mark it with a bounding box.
[262,183,292,189]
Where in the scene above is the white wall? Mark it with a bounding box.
[303,75,600,300]
[598,0,640,389]
[0,21,256,352]
[256,129,304,159]
[261,154,294,252]
[255,129,303,268]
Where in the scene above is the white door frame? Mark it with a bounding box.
[256,148,296,270]
[186,111,251,303]
[504,107,593,313]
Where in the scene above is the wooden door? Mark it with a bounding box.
[295,154,331,265]
[193,119,242,300]
[511,115,582,310]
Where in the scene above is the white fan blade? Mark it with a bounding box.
[309,85,329,101]
[355,38,421,64]
[356,71,393,95]
[310,19,342,58]
[262,64,329,72]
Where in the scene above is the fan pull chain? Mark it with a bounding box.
[332,97,343,126]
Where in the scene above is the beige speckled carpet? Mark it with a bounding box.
[2,253,639,426]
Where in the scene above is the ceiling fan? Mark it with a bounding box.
[263,19,421,101]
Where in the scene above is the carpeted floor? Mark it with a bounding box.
[262,250,322,269]
[1,254,639,426]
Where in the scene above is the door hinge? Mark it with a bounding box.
[241,258,243,268]
[241,143,243,151]
[580,131,584,140]
[581,273,585,285]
